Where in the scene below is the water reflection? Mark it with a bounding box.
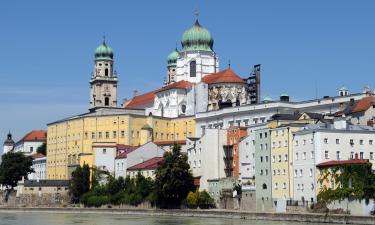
[0,212,340,225]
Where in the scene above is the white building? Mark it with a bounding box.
[28,153,47,180]
[186,128,227,191]
[293,120,375,203]
[93,142,117,175]
[126,157,163,179]
[13,130,46,156]
[195,93,370,137]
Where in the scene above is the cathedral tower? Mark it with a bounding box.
[3,132,14,155]
[90,40,118,108]
[166,48,178,85]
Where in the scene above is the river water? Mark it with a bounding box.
[0,212,340,225]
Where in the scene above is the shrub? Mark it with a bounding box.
[86,195,111,208]
[198,190,215,209]
[186,191,199,209]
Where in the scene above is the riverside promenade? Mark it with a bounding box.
[0,207,374,225]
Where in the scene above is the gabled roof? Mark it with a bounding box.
[124,90,157,109]
[156,80,192,93]
[201,68,246,85]
[18,130,47,143]
[116,144,138,159]
[317,159,369,168]
[127,157,163,171]
[352,96,375,113]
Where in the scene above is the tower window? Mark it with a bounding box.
[105,68,109,76]
[105,97,109,106]
[190,60,196,77]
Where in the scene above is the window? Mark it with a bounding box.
[181,104,186,114]
[295,140,299,146]
[113,131,117,139]
[30,147,33,152]
[98,132,102,139]
[350,152,354,159]
[283,183,286,189]
[278,155,281,162]
[105,131,109,139]
[336,139,340,144]
[324,151,329,159]
[105,68,109,76]
[284,154,288,161]
[370,140,373,145]
[336,151,340,159]
[295,153,299,160]
[260,133,263,139]
[84,132,88,139]
[370,152,374,160]
[360,152,364,159]
[282,169,286,175]
[303,152,306,160]
[274,182,278,190]
[360,140,364,145]
[277,169,280,175]
[294,170,297,177]
[190,60,196,77]
[121,131,125,138]
[310,151,314,159]
[272,155,275,162]
[299,169,303,177]
[350,139,354,145]
[91,132,95,139]
[260,156,263,162]
[102,149,107,154]
[104,97,109,106]
[309,168,313,177]
[265,132,268,138]
[303,140,306,145]
[260,144,263,150]
[324,138,328,144]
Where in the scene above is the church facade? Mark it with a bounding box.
[124,18,254,118]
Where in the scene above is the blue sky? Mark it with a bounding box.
[1,0,375,140]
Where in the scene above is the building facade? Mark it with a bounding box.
[13,130,46,156]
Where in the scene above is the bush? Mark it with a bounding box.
[86,195,111,208]
[198,191,215,209]
[186,191,199,209]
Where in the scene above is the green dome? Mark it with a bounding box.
[95,42,113,60]
[181,19,213,51]
[167,48,179,67]
[340,85,347,91]
[263,96,272,103]
[280,93,289,97]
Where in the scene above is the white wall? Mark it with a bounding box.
[28,157,47,180]
[13,141,44,156]
[114,157,127,179]
[187,129,227,191]
[94,146,116,175]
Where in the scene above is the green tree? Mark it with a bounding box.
[154,144,194,208]
[70,164,90,203]
[36,142,47,156]
[186,191,199,208]
[198,190,215,209]
[0,152,34,201]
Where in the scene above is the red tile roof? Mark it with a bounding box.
[31,153,46,159]
[156,80,192,93]
[352,96,375,113]
[116,144,138,159]
[124,90,157,109]
[127,157,164,171]
[201,68,246,85]
[317,159,369,167]
[19,130,47,142]
[154,140,186,146]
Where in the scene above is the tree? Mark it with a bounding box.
[36,142,47,156]
[154,144,194,208]
[0,152,34,201]
[70,164,90,203]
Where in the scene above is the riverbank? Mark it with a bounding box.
[0,207,374,224]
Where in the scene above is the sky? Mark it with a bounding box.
[1,0,375,141]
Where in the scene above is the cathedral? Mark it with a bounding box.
[121,18,259,118]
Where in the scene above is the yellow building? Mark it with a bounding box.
[47,107,195,180]
[268,112,324,200]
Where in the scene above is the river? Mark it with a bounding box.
[0,212,341,225]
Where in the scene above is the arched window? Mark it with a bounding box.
[105,68,109,76]
[104,97,109,106]
[181,104,186,114]
[190,60,196,77]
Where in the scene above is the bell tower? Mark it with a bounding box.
[90,40,118,109]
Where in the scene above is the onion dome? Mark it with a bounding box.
[263,96,272,103]
[182,19,213,51]
[167,48,179,67]
[95,41,113,60]
[4,132,14,146]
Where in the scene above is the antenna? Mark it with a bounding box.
[228,59,231,68]
[102,32,106,44]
